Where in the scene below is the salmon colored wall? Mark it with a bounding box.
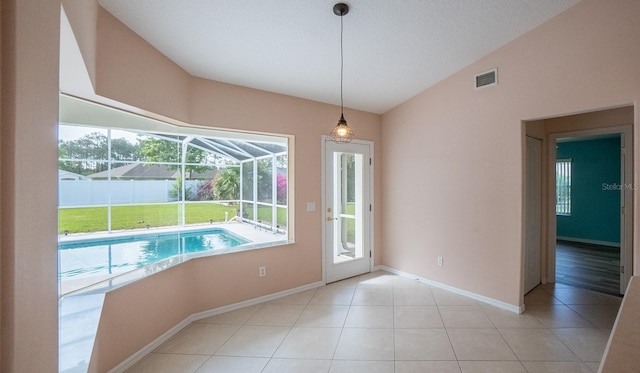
[381,0,640,307]
[91,245,329,371]
[57,3,384,371]
[0,1,60,372]
[0,1,4,368]
[545,107,634,134]
[90,265,194,372]
[95,8,191,122]
[60,0,98,89]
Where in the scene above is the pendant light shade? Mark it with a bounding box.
[330,113,354,143]
[330,3,355,144]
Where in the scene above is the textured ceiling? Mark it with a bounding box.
[98,0,581,114]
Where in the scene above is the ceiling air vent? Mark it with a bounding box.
[474,68,498,89]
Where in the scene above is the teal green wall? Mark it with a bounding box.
[556,136,620,244]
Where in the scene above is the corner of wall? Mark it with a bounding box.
[60,0,98,89]
[1,1,61,372]
[94,6,191,122]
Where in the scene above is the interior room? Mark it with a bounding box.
[2,1,640,372]
[556,134,622,295]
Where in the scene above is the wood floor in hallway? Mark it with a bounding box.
[556,240,621,296]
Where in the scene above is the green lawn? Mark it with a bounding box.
[59,203,239,234]
[58,203,289,234]
[242,206,288,227]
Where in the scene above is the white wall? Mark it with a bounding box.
[59,180,184,206]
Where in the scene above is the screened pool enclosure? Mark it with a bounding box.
[58,96,289,238]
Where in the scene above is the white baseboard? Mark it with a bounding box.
[108,281,324,373]
[111,264,528,372]
[374,265,524,314]
[556,236,620,248]
[191,281,324,320]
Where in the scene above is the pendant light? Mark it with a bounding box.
[330,2,355,143]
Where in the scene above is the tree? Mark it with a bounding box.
[138,137,209,173]
[256,159,273,202]
[169,174,197,201]
[138,137,222,203]
[58,132,142,175]
[58,132,109,175]
[111,137,140,162]
[214,167,240,200]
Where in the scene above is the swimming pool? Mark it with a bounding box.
[58,228,249,283]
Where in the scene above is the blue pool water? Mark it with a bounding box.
[58,228,249,280]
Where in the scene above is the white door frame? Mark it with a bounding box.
[547,124,633,293]
[321,136,374,284]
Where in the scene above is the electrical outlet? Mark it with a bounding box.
[437,256,443,266]
[259,266,266,277]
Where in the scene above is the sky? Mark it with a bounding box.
[59,124,141,144]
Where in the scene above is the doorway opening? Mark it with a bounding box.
[523,106,633,301]
[554,133,623,296]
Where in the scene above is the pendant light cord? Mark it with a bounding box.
[340,12,344,115]
[330,3,353,143]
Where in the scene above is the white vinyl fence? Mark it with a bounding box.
[59,180,203,207]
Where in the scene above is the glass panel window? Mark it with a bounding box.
[110,203,180,230]
[241,202,254,221]
[137,135,181,164]
[58,125,109,178]
[185,202,237,225]
[241,161,254,201]
[58,206,108,234]
[110,129,141,162]
[212,167,240,201]
[257,204,273,226]
[257,157,273,203]
[185,165,218,202]
[340,153,356,215]
[556,159,572,215]
[333,151,363,262]
[276,154,287,205]
[58,97,291,294]
[341,217,356,254]
[276,206,287,232]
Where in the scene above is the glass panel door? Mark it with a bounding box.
[324,139,372,283]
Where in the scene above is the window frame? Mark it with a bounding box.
[556,158,572,216]
[57,96,294,295]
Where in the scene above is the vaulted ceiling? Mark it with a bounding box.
[98,0,581,114]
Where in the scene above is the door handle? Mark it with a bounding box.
[327,217,338,221]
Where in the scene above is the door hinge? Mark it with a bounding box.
[369,250,372,258]
[369,204,372,212]
[621,265,624,274]
[369,158,372,165]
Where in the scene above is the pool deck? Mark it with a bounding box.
[58,221,285,244]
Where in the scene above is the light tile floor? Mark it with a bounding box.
[126,271,622,373]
